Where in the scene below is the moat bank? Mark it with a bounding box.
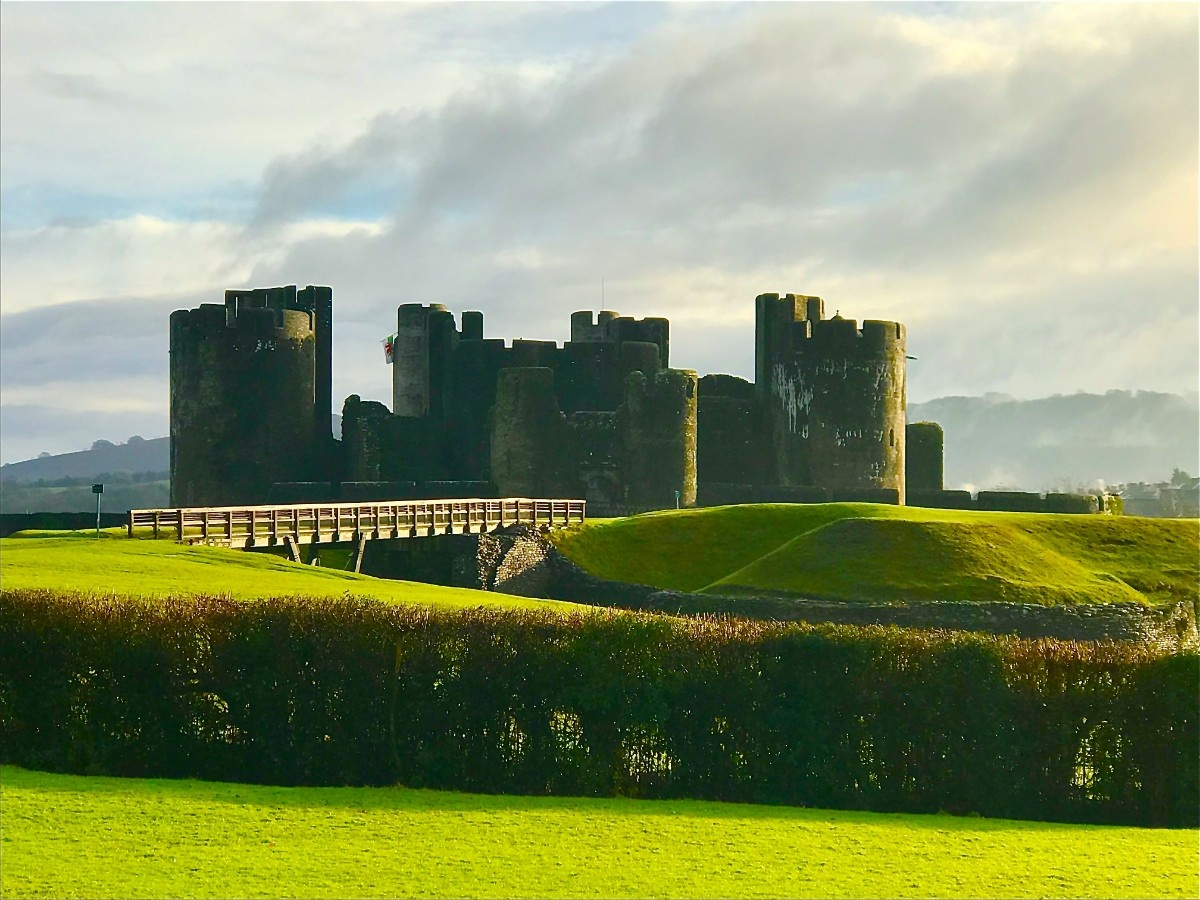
[314,525,1197,647]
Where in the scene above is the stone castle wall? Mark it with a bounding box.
[171,285,929,512]
[906,422,944,492]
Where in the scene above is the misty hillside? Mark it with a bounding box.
[909,391,1199,491]
[0,416,345,486]
[0,437,169,484]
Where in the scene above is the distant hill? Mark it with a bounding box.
[0,437,168,484]
[908,390,1199,491]
[0,417,344,513]
[0,415,344,486]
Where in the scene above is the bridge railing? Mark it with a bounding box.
[127,497,586,548]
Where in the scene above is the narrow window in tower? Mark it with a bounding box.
[889,428,895,447]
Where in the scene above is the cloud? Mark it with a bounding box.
[0,2,1196,465]
[241,3,1196,392]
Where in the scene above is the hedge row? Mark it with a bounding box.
[1,589,1195,827]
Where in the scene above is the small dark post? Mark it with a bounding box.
[92,483,104,537]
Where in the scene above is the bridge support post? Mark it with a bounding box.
[283,535,302,564]
[350,534,368,574]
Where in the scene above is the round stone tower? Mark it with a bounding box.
[756,293,906,502]
[620,368,698,508]
[170,287,324,507]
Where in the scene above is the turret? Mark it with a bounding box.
[755,293,906,502]
[392,303,459,420]
[170,285,331,507]
[620,368,698,508]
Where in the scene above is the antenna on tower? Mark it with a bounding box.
[601,277,605,311]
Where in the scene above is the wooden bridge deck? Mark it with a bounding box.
[127,497,586,552]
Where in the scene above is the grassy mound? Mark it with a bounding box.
[552,504,1198,606]
[3,766,1195,899]
[0,530,581,612]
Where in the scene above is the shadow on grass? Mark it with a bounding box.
[1,765,1121,834]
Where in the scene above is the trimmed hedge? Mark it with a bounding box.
[1,589,1195,826]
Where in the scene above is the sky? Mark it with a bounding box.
[1,1,1196,465]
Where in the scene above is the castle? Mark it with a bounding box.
[169,285,944,510]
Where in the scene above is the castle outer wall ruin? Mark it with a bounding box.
[169,285,930,512]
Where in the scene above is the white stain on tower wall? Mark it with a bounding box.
[772,362,814,435]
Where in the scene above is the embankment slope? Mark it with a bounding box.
[0,530,581,612]
[551,504,1198,607]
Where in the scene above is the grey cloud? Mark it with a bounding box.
[250,113,419,228]
[27,69,145,108]
[248,3,1196,284]
[0,293,205,389]
[3,3,1196,461]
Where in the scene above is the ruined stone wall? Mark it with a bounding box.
[695,484,901,506]
[906,421,944,492]
[753,293,823,391]
[568,411,622,507]
[697,484,1102,514]
[696,374,769,487]
[341,394,448,484]
[551,339,662,414]
[907,489,975,510]
[170,287,326,507]
[447,337,510,480]
[340,395,391,482]
[489,368,579,498]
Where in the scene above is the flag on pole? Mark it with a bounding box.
[383,334,396,364]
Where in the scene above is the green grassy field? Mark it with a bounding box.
[0,530,582,612]
[2,766,1195,900]
[551,504,1199,606]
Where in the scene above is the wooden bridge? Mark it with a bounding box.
[127,497,586,568]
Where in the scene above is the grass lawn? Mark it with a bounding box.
[551,504,1199,606]
[0,530,582,612]
[2,766,1196,900]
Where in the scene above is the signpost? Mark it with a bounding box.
[92,483,104,537]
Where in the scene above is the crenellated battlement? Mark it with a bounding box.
[570,310,669,368]
[790,316,905,354]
